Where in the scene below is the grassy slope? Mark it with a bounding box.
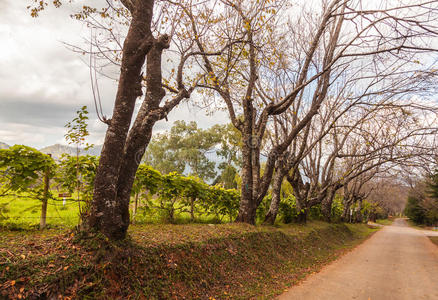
[429,236,438,247]
[0,222,376,299]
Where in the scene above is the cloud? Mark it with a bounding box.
[0,0,229,149]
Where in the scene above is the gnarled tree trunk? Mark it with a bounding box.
[264,167,286,224]
[321,186,337,222]
[87,1,191,240]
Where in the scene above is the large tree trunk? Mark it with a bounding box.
[236,132,257,224]
[295,194,308,224]
[321,187,337,222]
[354,199,363,223]
[86,1,155,240]
[341,201,351,222]
[264,168,285,225]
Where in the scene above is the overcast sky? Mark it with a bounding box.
[0,1,227,149]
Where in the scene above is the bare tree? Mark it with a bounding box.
[176,0,438,224]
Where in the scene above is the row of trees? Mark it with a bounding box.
[1,143,390,228]
[30,0,438,239]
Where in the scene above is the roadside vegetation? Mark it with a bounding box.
[375,218,394,226]
[0,222,376,299]
[404,172,438,228]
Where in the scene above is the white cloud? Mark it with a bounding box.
[0,0,228,150]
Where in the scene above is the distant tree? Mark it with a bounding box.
[213,164,238,189]
[145,121,224,181]
[216,123,242,168]
[144,134,185,175]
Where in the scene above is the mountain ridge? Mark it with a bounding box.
[0,142,102,159]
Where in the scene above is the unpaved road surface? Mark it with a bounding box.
[278,218,438,300]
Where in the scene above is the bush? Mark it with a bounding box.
[132,165,241,223]
[404,195,426,224]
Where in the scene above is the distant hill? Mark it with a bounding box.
[39,144,102,159]
[39,144,76,158]
[0,142,9,149]
[0,142,101,158]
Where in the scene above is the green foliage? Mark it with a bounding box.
[144,121,225,181]
[144,134,185,175]
[132,164,240,223]
[56,155,99,201]
[278,196,297,224]
[213,164,238,189]
[404,170,438,226]
[362,200,385,222]
[64,105,93,152]
[132,164,162,196]
[63,105,94,218]
[132,164,240,222]
[0,145,55,199]
[216,123,242,167]
[404,195,426,224]
[331,195,344,222]
[205,185,240,222]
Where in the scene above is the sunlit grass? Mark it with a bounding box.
[375,218,393,226]
[0,193,80,229]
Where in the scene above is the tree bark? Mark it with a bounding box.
[321,187,337,222]
[341,201,351,222]
[264,167,285,225]
[354,199,363,223]
[236,132,256,223]
[87,1,155,240]
[39,160,50,230]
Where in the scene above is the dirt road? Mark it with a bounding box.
[278,219,438,300]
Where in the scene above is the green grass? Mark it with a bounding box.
[0,193,228,229]
[0,194,80,229]
[375,218,393,226]
[0,221,377,299]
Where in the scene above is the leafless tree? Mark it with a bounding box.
[177,0,438,224]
